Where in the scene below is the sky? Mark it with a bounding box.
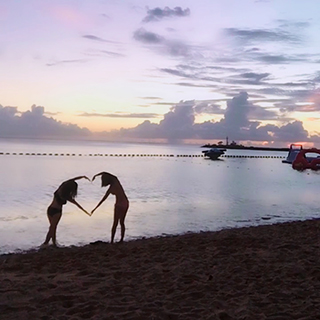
[1,0,320,146]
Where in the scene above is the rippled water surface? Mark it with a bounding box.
[1,139,319,254]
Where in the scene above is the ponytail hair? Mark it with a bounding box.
[59,180,78,200]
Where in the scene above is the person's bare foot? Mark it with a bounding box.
[52,242,61,248]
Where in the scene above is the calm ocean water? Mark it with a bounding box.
[1,138,319,254]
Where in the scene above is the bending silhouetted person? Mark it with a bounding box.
[91,172,129,243]
[42,176,90,247]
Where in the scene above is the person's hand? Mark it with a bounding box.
[83,210,91,216]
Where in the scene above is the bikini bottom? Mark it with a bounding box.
[115,201,129,211]
[47,206,62,217]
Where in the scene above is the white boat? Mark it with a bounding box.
[202,148,226,160]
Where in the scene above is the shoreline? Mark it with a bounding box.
[0,219,303,258]
[1,219,320,319]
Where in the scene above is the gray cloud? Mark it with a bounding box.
[273,81,311,87]
[257,87,290,96]
[0,105,90,139]
[264,121,309,142]
[46,59,88,67]
[44,111,60,116]
[104,92,312,143]
[240,72,270,82]
[117,101,196,142]
[165,41,190,57]
[223,92,251,128]
[150,102,178,106]
[100,50,125,57]
[274,99,320,114]
[133,28,164,44]
[82,35,118,44]
[101,13,110,20]
[133,28,196,58]
[140,96,162,100]
[2,91,319,144]
[257,54,305,64]
[215,48,320,66]
[161,65,267,88]
[175,82,217,88]
[251,86,320,116]
[194,102,224,115]
[160,67,196,79]
[84,50,125,58]
[247,105,279,121]
[207,66,249,73]
[312,72,320,83]
[143,7,190,23]
[224,28,301,44]
[160,63,317,106]
[277,20,310,30]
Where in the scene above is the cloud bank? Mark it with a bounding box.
[0,105,90,139]
[101,92,312,144]
[0,96,317,145]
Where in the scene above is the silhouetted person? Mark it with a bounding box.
[42,176,90,247]
[91,172,129,243]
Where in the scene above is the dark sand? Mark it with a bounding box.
[1,219,320,320]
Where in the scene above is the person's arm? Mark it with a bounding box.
[68,198,91,216]
[91,172,105,182]
[91,188,111,215]
[71,175,90,182]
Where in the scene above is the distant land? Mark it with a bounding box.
[201,144,290,152]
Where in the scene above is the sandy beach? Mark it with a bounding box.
[1,219,320,320]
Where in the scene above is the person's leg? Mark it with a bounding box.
[120,206,128,242]
[51,213,62,246]
[43,212,53,245]
[119,216,126,243]
[114,205,128,243]
[111,215,119,244]
[43,224,52,245]
[43,212,62,246]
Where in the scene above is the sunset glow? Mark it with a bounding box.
[1,0,320,146]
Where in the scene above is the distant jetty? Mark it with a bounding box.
[201,144,289,152]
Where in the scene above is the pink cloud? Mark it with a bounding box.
[47,4,91,28]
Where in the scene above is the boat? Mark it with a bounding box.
[282,144,303,164]
[202,148,226,160]
[292,148,320,171]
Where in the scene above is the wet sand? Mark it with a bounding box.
[1,219,320,320]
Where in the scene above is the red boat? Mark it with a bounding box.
[292,148,320,171]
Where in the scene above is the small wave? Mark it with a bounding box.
[234,219,251,223]
[0,216,29,222]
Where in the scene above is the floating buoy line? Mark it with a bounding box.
[0,152,286,159]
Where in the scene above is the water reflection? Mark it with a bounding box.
[0,140,320,253]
